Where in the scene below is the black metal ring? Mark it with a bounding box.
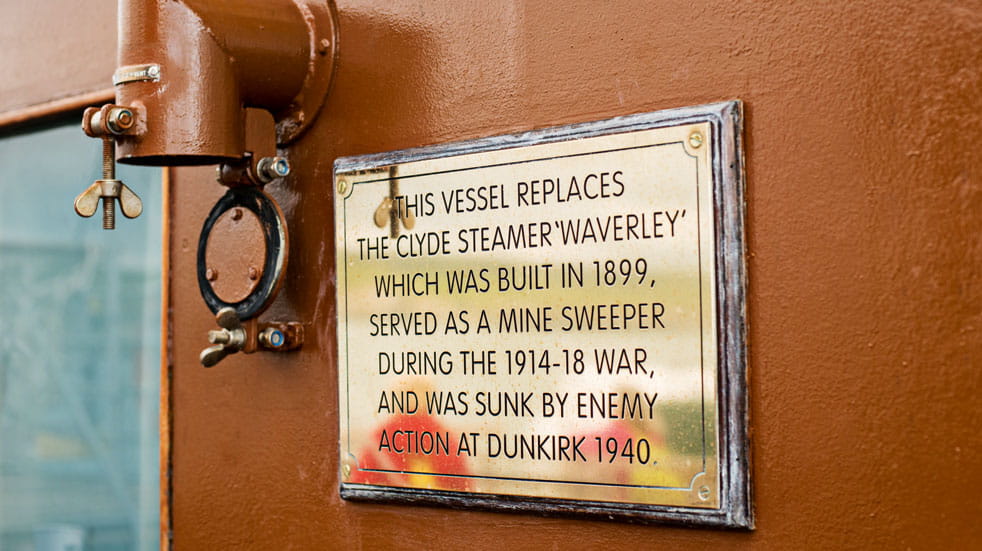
[197,187,288,319]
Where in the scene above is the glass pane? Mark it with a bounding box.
[0,122,161,551]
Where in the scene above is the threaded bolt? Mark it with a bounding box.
[103,197,116,229]
[102,137,114,179]
[101,137,117,230]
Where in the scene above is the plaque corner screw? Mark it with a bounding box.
[698,485,711,501]
[337,179,349,195]
[688,131,704,149]
[342,464,351,478]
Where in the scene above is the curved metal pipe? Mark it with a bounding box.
[113,0,336,165]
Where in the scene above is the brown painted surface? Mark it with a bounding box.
[114,0,336,165]
[164,1,982,548]
[204,208,267,304]
[9,0,975,548]
[0,1,116,117]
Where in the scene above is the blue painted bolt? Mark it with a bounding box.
[257,156,291,182]
[272,158,290,177]
[260,328,286,349]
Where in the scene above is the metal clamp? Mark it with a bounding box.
[200,307,304,367]
[113,63,161,86]
[75,105,144,230]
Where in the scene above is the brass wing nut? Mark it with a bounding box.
[75,105,143,230]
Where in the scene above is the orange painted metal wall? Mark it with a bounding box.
[3,0,979,548]
[165,1,980,547]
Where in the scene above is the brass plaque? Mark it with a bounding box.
[335,102,750,527]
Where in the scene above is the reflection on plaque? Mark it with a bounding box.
[335,102,751,527]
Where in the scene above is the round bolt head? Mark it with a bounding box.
[231,208,243,221]
[248,266,259,280]
[259,328,286,348]
[257,156,291,182]
[688,131,704,149]
[107,107,135,133]
[272,158,290,177]
[337,179,348,195]
[206,268,218,281]
[115,110,133,127]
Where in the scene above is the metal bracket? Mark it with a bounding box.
[112,63,161,86]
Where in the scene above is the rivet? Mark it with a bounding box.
[689,131,704,149]
[337,179,348,195]
[318,38,331,55]
[231,208,243,221]
[248,267,259,280]
[206,268,218,281]
[698,485,711,501]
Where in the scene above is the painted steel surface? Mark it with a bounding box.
[164,1,981,547]
[3,0,977,548]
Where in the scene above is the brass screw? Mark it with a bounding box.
[342,464,351,478]
[689,131,704,149]
[337,179,348,195]
[248,267,259,280]
[206,268,218,281]
[231,208,243,221]
[698,485,711,501]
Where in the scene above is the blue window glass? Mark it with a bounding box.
[0,121,161,551]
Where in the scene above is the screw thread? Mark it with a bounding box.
[102,137,114,179]
[103,197,115,230]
